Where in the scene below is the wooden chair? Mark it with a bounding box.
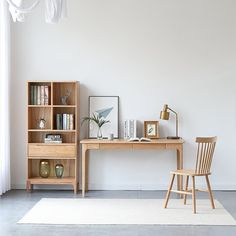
[164,136,217,213]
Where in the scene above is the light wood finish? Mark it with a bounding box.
[28,107,52,129]
[206,175,215,209]
[26,81,79,193]
[192,176,196,214]
[163,174,175,208]
[164,136,217,213]
[53,82,76,105]
[183,176,189,204]
[28,144,76,157]
[80,139,184,197]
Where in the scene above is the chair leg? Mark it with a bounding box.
[164,174,175,209]
[205,175,215,209]
[191,176,196,214]
[184,176,189,205]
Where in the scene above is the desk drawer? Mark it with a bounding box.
[28,144,76,157]
[133,143,166,149]
[100,143,133,149]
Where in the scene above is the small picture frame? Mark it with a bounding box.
[144,121,159,139]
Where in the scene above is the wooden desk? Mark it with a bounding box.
[80,139,184,197]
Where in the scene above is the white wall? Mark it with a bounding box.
[11,0,236,190]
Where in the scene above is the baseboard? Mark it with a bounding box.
[11,183,236,191]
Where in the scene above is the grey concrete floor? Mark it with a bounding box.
[0,190,236,236]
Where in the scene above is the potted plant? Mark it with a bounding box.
[81,113,110,139]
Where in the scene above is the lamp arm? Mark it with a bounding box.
[167,107,179,137]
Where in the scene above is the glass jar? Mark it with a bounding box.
[39,160,50,178]
[55,164,64,178]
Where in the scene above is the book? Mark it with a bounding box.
[66,114,70,130]
[44,139,62,144]
[37,86,41,105]
[69,114,74,130]
[44,86,49,105]
[40,86,45,105]
[63,114,67,130]
[44,134,62,144]
[56,114,62,130]
[124,120,137,139]
[128,137,151,142]
[30,85,34,105]
[33,86,37,105]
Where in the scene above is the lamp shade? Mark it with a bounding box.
[160,110,170,120]
[160,104,170,120]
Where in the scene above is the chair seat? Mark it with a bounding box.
[170,169,211,176]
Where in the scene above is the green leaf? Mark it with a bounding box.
[81,113,110,128]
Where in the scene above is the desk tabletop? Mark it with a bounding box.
[80,138,184,144]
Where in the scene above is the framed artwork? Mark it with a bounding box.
[88,96,119,139]
[144,121,159,139]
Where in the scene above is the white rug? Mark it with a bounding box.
[18,198,236,225]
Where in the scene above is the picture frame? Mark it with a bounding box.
[144,121,159,139]
[88,96,119,139]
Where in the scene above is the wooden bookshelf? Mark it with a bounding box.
[26,81,79,193]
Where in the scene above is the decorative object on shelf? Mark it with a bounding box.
[39,118,46,129]
[55,164,64,178]
[39,160,50,178]
[44,134,62,144]
[82,113,110,140]
[108,133,114,141]
[160,104,180,139]
[88,96,119,139]
[144,121,159,139]
[60,89,72,105]
[124,119,137,140]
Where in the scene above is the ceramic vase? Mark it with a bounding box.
[55,164,64,178]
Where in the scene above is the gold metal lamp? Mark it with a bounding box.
[160,104,180,139]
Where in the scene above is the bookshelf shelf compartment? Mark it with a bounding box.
[53,82,76,106]
[53,107,76,131]
[28,131,76,143]
[28,159,75,179]
[28,107,52,130]
[28,82,51,105]
[27,81,79,193]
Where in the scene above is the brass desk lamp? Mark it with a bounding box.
[160,104,180,139]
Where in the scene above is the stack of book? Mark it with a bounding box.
[56,114,74,130]
[30,85,49,105]
[124,119,137,139]
[44,134,62,144]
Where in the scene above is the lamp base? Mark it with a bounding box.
[167,136,181,139]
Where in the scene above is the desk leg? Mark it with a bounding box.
[85,154,89,192]
[177,145,183,198]
[82,144,87,198]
